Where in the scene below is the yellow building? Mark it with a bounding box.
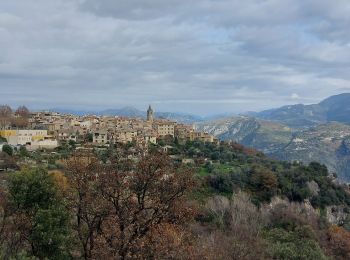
[175,124,193,140]
[0,130,17,140]
[188,131,214,143]
[154,121,175,137]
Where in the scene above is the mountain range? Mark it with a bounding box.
[254,93,350,128]
[196,93,350,182]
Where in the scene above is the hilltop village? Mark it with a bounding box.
[0,105,217,152]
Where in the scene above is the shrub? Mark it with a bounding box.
[2,144,13,156]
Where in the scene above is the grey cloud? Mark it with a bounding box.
[0,0,349,115]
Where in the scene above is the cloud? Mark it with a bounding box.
[291,93,300,100]
[0,0,349,115]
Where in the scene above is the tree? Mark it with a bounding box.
[0,152,17,171]
[2,144,13,156]
[68,139,76,147]
[102,152,194,259]
[65,151,194,259]
[15,106,30,118]
[0,105,12,118]
[11,117,29,128]
[0,105,12,129]
[11,106,29,128]
[265,226,327,260]
[326,225,350,259]
[198,192,269,259]
[65,152,108,260]
[19,146,29,158]
[85,133,93,143]
[248,165,278,202]
[7,168,71,259]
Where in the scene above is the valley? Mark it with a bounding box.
[196,93,350,182]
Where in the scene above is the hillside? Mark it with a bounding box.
[2,139,350,259]
[195,116,293,154]
[196,118,350,182]
[256,93,350,127]
[196,93,350,182]
[273,123,350,181]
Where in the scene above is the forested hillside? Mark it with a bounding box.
[1,139,350,259]
[196,117,350,182]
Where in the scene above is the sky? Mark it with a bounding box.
[1,0,350,116]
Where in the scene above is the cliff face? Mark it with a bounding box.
[326,206,349,225]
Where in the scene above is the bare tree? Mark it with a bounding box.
[199,191,269,260]
[12,106,30,128]
[0,105,12,118]
[0,105,12,129]
[65,151,194,259]
[15,106,29,118]
[65,151,109,260]
[98,152,194,259]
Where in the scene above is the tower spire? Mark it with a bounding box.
[147,105,154,122]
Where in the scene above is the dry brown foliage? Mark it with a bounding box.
[194,192,269,260]
[65,151,195,259]
[325,225,350,259]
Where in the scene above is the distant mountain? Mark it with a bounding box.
[154,112,203,124]
[100,107,145,118]
[51,107,203,124]
[319,93,350,123]
[256,93,350,127]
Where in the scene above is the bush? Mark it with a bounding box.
[19,146,29,157]
[2,144,13,156]
[206,174,233,194]
[265,227,327,260]
[7,168,71,258]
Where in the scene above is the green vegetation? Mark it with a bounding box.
[265,227,327,260]
[164,139,350,208]
[2,144,13,156]
[0,139,350,259]
[19,146,29,158]
[7,168,70,259]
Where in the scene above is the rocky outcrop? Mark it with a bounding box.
[307,181,320,197]
[326,206,349,225]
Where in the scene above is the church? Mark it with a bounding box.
[147,105,154,122]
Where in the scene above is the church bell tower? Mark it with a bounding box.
[147,105,154,122]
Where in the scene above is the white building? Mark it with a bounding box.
[7,130,48,146]
[27,139,59,151]
[5,130,58,150]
